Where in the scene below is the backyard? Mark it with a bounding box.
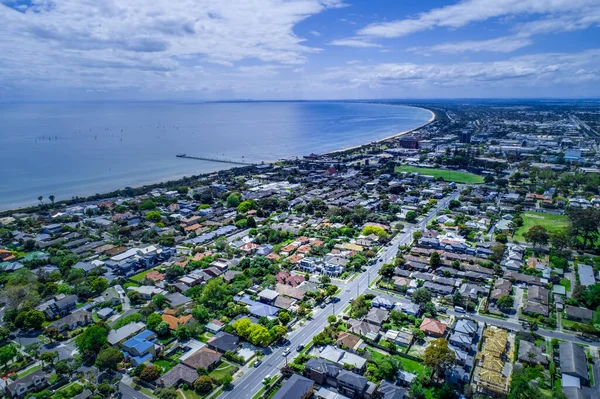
[514,212,570,242]
[395,165,484,184]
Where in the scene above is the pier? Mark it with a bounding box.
[176,154,254,166]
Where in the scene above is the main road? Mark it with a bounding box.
[219,190,460,399]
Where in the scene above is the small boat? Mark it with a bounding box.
[176,154,186,157]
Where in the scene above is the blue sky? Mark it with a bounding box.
[1,0,599,100]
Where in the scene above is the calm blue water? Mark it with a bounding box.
[0,102,431,210]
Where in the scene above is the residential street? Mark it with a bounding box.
[218,192,459,399]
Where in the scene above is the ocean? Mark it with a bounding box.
[0,101,432,210]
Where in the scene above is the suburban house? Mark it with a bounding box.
[272,374,314,399]
[420,318,447,337]
[207,332,239,354]
[6,370,48,399]
[161,310,194,330]
[38,294,78,319]
[517,341,548,367]
[49,310,92,333]
[158,364,199,388]
[377,380,407,399]
[183,347,222,371]
[565,306,594,323]
[559,342,589,388]
[107,322,146,345]
[122,329,158,366]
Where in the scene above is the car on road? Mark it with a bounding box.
[282,348,291,356]
[320,303,326,309]
[454,306,466,313]
[253,360,262,367]
[436,306,447,313]
[296,344,304,352]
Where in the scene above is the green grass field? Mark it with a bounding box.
[395,165,484,184]
[209,361,237,383]
[514,212,570,242]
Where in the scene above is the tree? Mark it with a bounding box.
[490,244,506,263]
[140,365,161,381]
[96,347,124,370]
[524,225,550,248]
[423,338,455,380]
[147,313,163,331]
[529,321,539,332]
[200,278,232,311]
[155,388,179,399]
[412,288,432,304]
[237,200,255,213]
[146,211,162,223]
[156,321,170,336]
[270,325,287,342]
[55,359,71,375]
[49,195,55,205]
[567,208,600,249]
[226,193,241,208]
[175,325,191,341]
[380,263,395,279]
[278,311,291,326]
[0,344,17,368]
[97,382,116,398]
[405,211,417,223]
[40,351,57,366]
[248,324,271,346]
[550,229,570,251]
[221,374,233,387]
[327,315,337,324]
[192,305,211,323]
[452,292,463,306]
[429,252,442,267]
[153,294,167,308]
[280,364,294,378]
[89,278,108,296]
[23,310,45,330]
[496,295,514,312]
[509,368,540,399]
[76,324,108,357]
[361,225,388,239]
[0,327,9,341]
[38,196,44,205]
[194,375,213,393]
[233,318,252,338]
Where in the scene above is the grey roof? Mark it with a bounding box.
[73,389,93,399]
[518,340,548,366]
[165,292,193,307]
[305,358,341,378]
[107,322,146,345]
[565,306,594,321]
[73,262,97,273]
[378,380,407,399]
[559,342,589,382]
[454,319,477,335]
[578,264,596,287]
[337,370,368,390]
[272,374,314,399]
[208,332,239,352]
[159,364,198,388]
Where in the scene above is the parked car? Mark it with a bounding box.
[282,348,291,356]
[254,360,262,368]
[296,344,305,352]
[454,306,466,313]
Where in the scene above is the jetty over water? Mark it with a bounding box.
[176,154,254,166]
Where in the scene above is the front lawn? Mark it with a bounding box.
[514,212,570,242]
[154,359,177,373]
[398,356,428,376]
[395,165,484,184]
[208,361,237,383]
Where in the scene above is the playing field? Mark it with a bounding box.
[513,212,570,242]
[395,165,484,184]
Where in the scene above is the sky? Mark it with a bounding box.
[1,0,600,101]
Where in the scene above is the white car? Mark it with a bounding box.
[282,348,291,356]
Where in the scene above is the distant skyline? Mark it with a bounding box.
[1,0,600,101]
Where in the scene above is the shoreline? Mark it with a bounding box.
[325,106,436,155]
[0,103,434,215]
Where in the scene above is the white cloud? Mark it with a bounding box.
[0,0,343,96]
[310,30,321,36]
[357,0,599,38]
[411,35,533,54]
[320,50,600,90]
[328,38,382,48]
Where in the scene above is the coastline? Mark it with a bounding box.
[325,106,436,155]
[0,103,434,215]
